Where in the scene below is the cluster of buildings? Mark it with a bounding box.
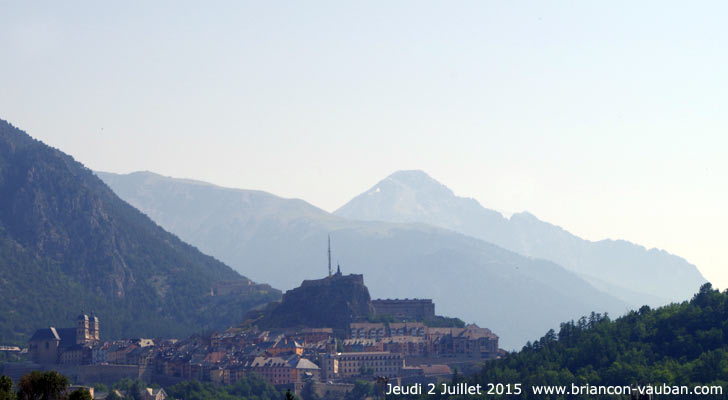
[28,314,100,365]
[346,322,499,359]
[23,255,500,399]
[27,307,499,394]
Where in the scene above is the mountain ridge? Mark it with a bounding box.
[0,119,280,343]
[334,170,706,307]
[98,170,633,349]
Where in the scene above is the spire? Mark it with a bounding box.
[336,263,341,276]
[328,235,332,277]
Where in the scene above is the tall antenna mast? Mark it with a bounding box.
[328,235,332,277]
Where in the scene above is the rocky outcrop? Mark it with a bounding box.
[253,273,374,333]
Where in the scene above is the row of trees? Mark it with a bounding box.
[165,374,290,400]
[0,371,293,400]
[0,371,91,400]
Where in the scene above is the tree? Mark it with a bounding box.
[473,285,728,399]
[16,371,68,400]
[105,391,122,400]
[0,375,16,400]
[67,389,92,400]
[168,376,285,400]
[451,368,460,384]
[127,380,145,400]
[301,381,319,400]
[91,383,108,393]
[285,389,295,400]
[110,378,146,400]
[345,380,374,400]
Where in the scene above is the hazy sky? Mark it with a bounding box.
[2,1,726,289]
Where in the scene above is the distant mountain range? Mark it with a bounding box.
[0,114,706,351]
[0,119,279,344]
[99,171,635,349]
[335,170,707,307]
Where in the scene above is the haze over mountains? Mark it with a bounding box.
[0,119,279,343]
[99,171,634,349]
[3,113,701,350]
[335,170,707,307]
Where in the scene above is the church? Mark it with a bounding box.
[28,313,100,365]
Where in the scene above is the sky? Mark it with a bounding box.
[1,1,726,289]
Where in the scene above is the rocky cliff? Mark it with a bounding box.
[251,273,374,333]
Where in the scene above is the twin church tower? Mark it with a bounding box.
[76,313,100,344]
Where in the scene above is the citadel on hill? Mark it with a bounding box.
[250,238,462,334]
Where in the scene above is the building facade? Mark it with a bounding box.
[28,314,100,365]
[372,299,435,320]
[321,351,404,380]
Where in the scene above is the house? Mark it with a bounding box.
[144,387,168,400]
[430,324,499,358]
[261,338,303,357]
[288,328,334,344]
[246,356,320,385]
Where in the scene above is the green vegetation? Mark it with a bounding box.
[1,370,92,400]
[167,374,288,400]
[67,388,93,400]
[106,391,123,400]
[111,378,154,399]
[336,338,344,353]
[424,316,466,328]
[91,383,108,393]
[17,371,69,400]
[0,375,15,400]
[300,382,318,400]
[469,283,727,399]
[86,376,289,400]
[345,380,375,400]
[0,119,280,343]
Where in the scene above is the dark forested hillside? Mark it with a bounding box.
[0,119,280,343]
[469,283,727,399]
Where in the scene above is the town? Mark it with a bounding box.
[8,265,501,400]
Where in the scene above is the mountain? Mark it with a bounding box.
[335,170,707,307]
[0,119,280,344]
[98,170,631,349]
[473,284,728,399]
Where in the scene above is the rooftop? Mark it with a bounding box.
[29,327,60,342]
